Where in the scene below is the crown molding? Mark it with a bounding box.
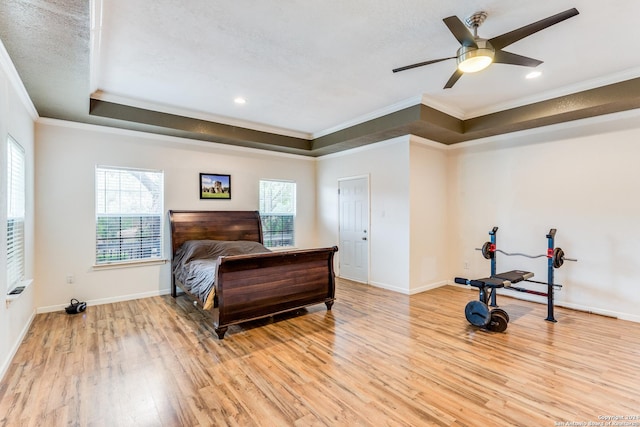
[464,66,640,119]
[91,90,312,140]
[0,38,38,120]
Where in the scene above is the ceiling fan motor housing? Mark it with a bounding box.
[457,39,495,73]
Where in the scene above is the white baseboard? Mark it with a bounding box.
[364,279,449,295]
[367,280,410,295]
[555,301,640,323]
[409,280,449,295]
[0,309,36,383]
[36,288,172,314]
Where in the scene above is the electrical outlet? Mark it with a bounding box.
[464,261,469,270]
[66,274,74,284]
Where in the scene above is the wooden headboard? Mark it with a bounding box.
[168,210,264,256]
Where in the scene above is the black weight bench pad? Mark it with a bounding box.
[470,277,506,289]
[492,269,534,284]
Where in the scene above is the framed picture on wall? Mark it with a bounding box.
[200,173,231,199]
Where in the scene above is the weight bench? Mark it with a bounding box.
[455,270,533,332]
[492,269,534,286]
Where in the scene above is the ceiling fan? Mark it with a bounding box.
[393,8,579,89]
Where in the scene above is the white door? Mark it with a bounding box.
[338,176,369,283]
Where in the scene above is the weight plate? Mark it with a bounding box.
[553,248,565,269]
[465,300,490,327]
[490,308,510,323]
[481,242,492,260]
[488,311,508,332]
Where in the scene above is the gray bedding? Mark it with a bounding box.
[172,240,271,307]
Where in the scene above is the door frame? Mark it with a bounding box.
[337,174,371,284]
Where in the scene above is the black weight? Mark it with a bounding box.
[487,311,508,332]
[553,247,565,268]
[465,300,491,327]
[490,308,509,323]
[481,242,493,260]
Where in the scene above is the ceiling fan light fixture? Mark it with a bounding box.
[456,41,495,73]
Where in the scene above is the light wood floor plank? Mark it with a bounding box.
[1,279,639,426]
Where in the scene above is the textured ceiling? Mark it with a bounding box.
[1,0,640,155]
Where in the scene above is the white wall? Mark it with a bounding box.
[34,120,318,311]
[0,40,37,381]
[448,110,640,322]
[409,138,449,293]
[317,136,411,293]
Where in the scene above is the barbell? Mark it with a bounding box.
[476,242,577,268]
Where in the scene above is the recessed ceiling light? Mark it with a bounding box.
[525,71,542,79]
[234,97,246,105]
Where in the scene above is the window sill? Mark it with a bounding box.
[6,279,33,308]
[92,258,168,270]
[268,246,298,252]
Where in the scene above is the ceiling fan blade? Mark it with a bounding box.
[488,8,579,50]
[443,16,477,47]
[493,50,543,67]
[392,57,455,73]
[444,69,464,89]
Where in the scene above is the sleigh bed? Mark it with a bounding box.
[169,210,338,339]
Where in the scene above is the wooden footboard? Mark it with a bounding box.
[212,246,338,338]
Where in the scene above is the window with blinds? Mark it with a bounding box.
[7,136,26,290]
[259,180,296,248]
[95,166,164,265]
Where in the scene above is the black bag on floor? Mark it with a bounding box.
[65,298,87,314]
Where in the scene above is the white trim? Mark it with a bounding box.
[317,134,410,160]
[36,288,172,314]
[446,107,640,152]
[367,280,410,295]
[365,279,450,295]
[36,117,316,162]
[92,259,168,270]
[410,134,449,150]
[0,38,38,120]
[463,66,640,120]
[337,173,370,183]
[409,280,449,295]
[420,95,465,119]
[555,302,640,324]
[312,95,423,139]
[5,279,34,306]
[0,309,36,383]
[89,0,104,94]
[90,90,313,140]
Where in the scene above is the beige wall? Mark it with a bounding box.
[34,120,317,311]
[0,42,36,380]
[447,110,640,322]
[409,138,449,293]
[317,136,412,293]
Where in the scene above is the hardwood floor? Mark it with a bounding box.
[1,279,639,426]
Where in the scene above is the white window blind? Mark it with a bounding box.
[7,136,26,289]
[259,180,296,248]
[95,166,164,265]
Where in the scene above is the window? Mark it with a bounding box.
[259,180,296,248]
[7,136,26,290]
[95,166,164,265]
